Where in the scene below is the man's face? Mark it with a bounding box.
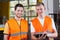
[15,7,24,18]
[36,4,45,15]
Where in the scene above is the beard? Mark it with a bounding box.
[16,14,21,18]
[16,13,23,18]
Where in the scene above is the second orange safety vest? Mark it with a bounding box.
[7,18,28,40]
[32,16,54,33]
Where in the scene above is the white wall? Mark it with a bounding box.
[42,0,54,18]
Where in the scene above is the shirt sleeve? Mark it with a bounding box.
[30,22,35,32]
[52,18,57,32]
[3,23,9,34]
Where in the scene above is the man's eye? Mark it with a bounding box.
[18,10,20,12]
[37,9,42,10]
[37,9,39,10]
[21,11,23,12]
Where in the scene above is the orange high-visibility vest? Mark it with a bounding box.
[7,18,28,40]
[32,16,54,33]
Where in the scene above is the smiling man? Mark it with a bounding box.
[4,4,28,40]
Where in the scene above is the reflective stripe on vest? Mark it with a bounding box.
[10,32,28,36]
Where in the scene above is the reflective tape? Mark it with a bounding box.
[10,32,28,36]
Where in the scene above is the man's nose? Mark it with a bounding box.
[19,11,21,13]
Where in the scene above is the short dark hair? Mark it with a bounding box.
[36,2,45,6]
[15,4,24,10]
